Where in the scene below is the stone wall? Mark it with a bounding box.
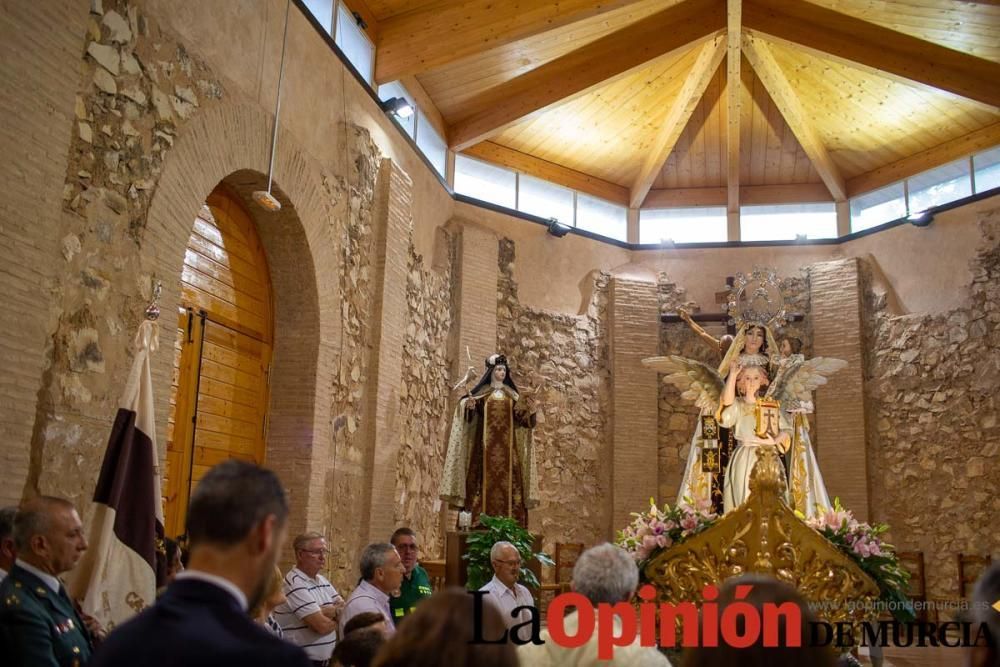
[323,128,382,588]
[394,239,454,559]
[863,204,1000,599]
[31,0,226,509]
[496,239,612,553]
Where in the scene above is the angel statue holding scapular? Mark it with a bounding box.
[643,268,843,518]
[439,354,540,527]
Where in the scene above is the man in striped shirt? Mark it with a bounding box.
[273,533,344,667]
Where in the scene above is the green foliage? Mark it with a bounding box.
[462,514,554,590]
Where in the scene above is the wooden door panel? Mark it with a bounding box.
[164,185,273,538]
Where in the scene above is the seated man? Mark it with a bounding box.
[89,460,310,667]
[479,540,535,642]
[0,497,95,667]
[339,543,403,636]
[272,532,344,665]
[388,527,432,624]
[518,542,671,666]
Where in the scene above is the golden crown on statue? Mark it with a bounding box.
[726,266,788,330]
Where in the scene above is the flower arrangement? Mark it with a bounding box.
[616,497,913,623]
[616,497,718,568]
[804,498,914,622]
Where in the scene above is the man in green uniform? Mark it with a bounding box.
[0,496,95,667]
[388,527,432,625]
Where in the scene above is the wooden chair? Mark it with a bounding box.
[554,542,584,585]
[896,551,926,621]
[422,558,446,593]
[957,553,992,598]
[535,542,582,618]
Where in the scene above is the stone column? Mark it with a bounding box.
[362,160,412,543]
[608,276,660,534]
[810,258,870,519]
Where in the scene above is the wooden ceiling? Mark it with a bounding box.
[352,0,1000,209]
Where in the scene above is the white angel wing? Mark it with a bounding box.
[769,357,848,404]
[642,355,724,412]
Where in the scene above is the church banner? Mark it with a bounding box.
[70,319,165,629]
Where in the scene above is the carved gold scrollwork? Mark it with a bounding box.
[646,446,881,639]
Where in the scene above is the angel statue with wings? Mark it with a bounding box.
[644,268,844,518]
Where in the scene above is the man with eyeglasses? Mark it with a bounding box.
[480,540,534,641]
[272,532,344,667]
[388,527,432,624]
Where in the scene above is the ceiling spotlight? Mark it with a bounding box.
[382,96,414,119]
[547,218,572,238]
[907,210,933,226]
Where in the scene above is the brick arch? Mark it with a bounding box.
[142,103,339,535]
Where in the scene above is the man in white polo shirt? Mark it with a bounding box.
[480,540,535,642]
[273,532,344,667]
[339,543,404,637]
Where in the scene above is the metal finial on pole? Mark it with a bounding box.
[145,280,162,321]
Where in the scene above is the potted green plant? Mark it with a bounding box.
[463,513,554,590]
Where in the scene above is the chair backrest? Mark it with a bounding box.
[957,553,993,598]
[896,551,926,598]
[422,559,446,593]
[554,543,584,584]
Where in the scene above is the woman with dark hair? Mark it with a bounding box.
[440,354,539,527]
[372,588,517,667]
[683,575,836,667]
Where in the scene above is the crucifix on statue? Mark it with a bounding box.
[662,276,804,361]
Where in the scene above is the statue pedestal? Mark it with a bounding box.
[445,530,543,587]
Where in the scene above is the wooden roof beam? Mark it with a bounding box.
[630,36,726,208]
[743,0,1000,111]
[448,0,727,152]
[462,142,629,205]
[644,183,834,208]
[399,75,448,141]
[742,32,846,202]
[725,0,741,216]
[846,122,1000,198]
[374,0,650,84]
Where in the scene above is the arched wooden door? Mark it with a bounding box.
[164,186,274,537]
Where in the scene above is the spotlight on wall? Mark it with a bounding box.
[381,96,414,119]
[907,210,934,227]
[252,190,282,211]
[547,218,572,238]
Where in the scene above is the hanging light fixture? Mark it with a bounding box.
[253,0,291,212]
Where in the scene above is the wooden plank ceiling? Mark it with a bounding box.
[359,0,1000,208]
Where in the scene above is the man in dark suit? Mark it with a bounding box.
[0,496,95,666]
[90,460,311,667]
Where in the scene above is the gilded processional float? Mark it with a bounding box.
[621,267,912,647]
